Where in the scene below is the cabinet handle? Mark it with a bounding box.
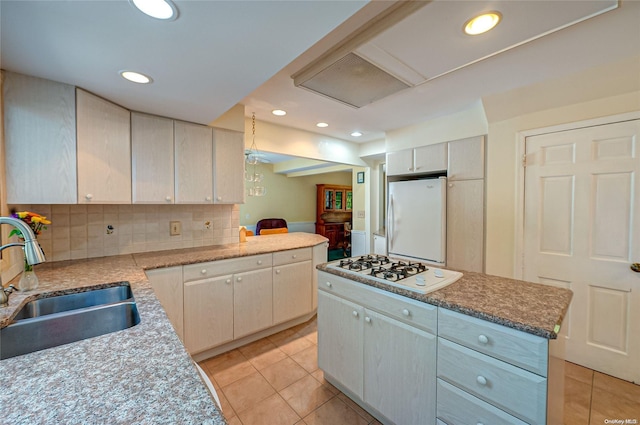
[165,196,172,202]
[402,309,410,317]
[407,167,413,171]
[292,254,297,259]
[237,277,242,282]
[365,317,371,323]
[205,196,212,201]
[477,423,485,425]
[225,279,231,284]
[217,196,222,201]
[478,334,489,344]
[448,183,454,188]
[476,375,487,386]
[275,269,280,274]
[201,269,207,275]
[326,282,332,288]
[85,194,93,200]
[415,166,422,170]
[257,260,262,265]
[352,311,359,318]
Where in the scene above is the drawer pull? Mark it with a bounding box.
[201,269,207,275]
[292,254,297,259]
[257,260,263,265]
[476,375,488,386]
[275,269,281,274]
[225,279,231,284]
[326,282,332,288]
[165,196,172,202]
[478,334,489,344]
[365,317,371,323]
[402,308,410,317]
[352,311,359,318]
[237,277,242,282]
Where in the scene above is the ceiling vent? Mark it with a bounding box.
[294,53,410,108]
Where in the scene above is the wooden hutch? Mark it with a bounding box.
[316,184,352,250]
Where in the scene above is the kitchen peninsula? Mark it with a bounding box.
[0,233,327,424]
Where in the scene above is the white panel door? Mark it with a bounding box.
[523,119,640,383]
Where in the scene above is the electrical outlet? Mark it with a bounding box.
[204,221,211,230]
[357,210,365,219]
[170,221,181,236]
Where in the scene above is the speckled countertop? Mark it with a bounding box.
[0,233,327,425]
[317,263,573,339]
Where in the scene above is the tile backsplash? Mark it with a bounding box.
[8,204,240,262]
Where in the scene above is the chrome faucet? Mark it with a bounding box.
[1,216,47,306]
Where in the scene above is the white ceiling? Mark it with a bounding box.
[2,0,639,148]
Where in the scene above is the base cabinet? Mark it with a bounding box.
[318,271,437,425]
[184,275,234,353]
[148,246,321,358]
[233,268,273,339]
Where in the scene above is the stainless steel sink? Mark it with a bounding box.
[1,284,140,360]
[12,284,134,320]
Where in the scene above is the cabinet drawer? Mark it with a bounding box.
[438,307,548,376]
[273,247,312,266]
[318,271,436,334]
[183,254,272,282]
[437,379,527,425]
[437,338,547,425]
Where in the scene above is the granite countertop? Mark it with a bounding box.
[316,263,573,339]
[0,233,327,425]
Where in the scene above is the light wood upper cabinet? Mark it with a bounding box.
[76,89,131,203]
[174,120,213,204]
[3,72,77,204]
[212,128,245,204]
[448,136,485,180]
[131,112,175,204]
[386,144,447,176]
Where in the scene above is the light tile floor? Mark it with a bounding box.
[199,317,640,425]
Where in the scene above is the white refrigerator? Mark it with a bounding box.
[387,176,446,265]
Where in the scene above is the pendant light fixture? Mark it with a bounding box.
[246,113,267,197]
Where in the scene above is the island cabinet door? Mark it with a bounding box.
[233,268,273,339]
[317,291,364,399]
[363,309,437,425]
[183,275,233,354]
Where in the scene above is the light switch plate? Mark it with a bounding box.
[357,210,365,219]
[170,221,181,236]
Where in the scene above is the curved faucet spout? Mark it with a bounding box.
[0,216,46,265]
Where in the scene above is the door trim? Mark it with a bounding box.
[514,111,640,280]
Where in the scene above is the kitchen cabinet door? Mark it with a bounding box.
[212,128,245,204]
[386,149,414,176]
[448,136,485,181]
[174,120,213,204]
[273,260,312,324]
[414,143,447,174]
[3,72,77,204]
[233,268,273,339]
[131,112,175,204]
[373,234,386,255]
[184,274,234,354]
[446,179,484,272]
[146,266,184,341]
[317,291,364,399]
[363,308,437,425]
[76,88,131,203]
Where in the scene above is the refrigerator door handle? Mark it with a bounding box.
[388,194,394,252]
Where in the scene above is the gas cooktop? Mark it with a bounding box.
[326,254,463,294]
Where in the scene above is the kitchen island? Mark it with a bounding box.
[0,232,327,425]
[316,260,573,425]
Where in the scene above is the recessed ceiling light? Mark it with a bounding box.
[351,131,363,137]
[120,70,153,84]
[464,11,501,35]
[316,122,329,128]
[130,0,178,21]
[272,109,287,116]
